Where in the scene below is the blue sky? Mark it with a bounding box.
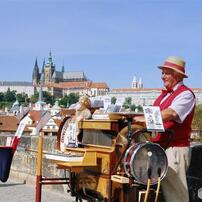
[0,0,201,89]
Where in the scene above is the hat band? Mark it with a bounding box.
[164,61,185,73]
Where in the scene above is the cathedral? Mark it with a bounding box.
[32,52,87,85]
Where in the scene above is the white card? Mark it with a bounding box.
[143,106,165,132]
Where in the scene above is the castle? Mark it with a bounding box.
[32,51,87,85]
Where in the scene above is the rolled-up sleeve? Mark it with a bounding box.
[169,91,196,123]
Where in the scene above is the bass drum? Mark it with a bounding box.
[123,142,168,185]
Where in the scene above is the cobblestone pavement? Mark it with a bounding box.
[0,179,75,202]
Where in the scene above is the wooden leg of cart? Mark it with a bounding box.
[122,184,139,202]
[36,132,43,202]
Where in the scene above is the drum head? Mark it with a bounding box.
[124,142,168,185]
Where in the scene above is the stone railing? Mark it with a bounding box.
[0,133,69,194]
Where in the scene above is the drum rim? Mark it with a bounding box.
[123,142,168,185]
[123,144,135,177]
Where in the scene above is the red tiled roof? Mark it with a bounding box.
[90,82,109,89]
[0,115,29,132]
[28,110,47,124]
[192,88,202,91]
[48,81,91,89]
[0,115,19,132]
[46,81,109,90]
[60,109,76,117]
[111,87,202,92]
[111,88,162,92]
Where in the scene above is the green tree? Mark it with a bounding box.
[0,91,30,109]
[59,95,68,107]
[0,92,4,102]
[4,88,16,102]
[0,102,9,109]
[43,91,55,105]
[136,105,143,112]
[130,104,136,111]
[24,97,30,106]
[111,97,117,104]
[123,97,132,109]
[16,93,27,103]
[59,93,79,107]
[30,92,39,103]
[30,91,55,105]
[192,104,202,137]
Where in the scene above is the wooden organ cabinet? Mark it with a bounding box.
[55,115,168,202]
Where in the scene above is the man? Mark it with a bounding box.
[134,56,196,202]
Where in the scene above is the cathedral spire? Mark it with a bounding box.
[48,51,53,65]
[32,57,40,85]
[34,57,38,68]
[62,60,65,73]
[42,58,45,73]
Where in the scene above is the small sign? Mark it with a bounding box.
[103,96,111,110]
[64,123,77,147]
[143,106,164,132]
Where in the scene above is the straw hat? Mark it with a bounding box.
[158,56,188,78]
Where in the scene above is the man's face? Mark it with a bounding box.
[161,68,178,90]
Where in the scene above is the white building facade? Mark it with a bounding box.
[109,88,202,106]
[0,81,34,97]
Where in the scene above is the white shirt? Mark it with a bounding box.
[161,82,196,123]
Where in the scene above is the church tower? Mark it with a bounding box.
[131,76,143,88]
[131,76,137,88]
[32,58,40,85]
[32,51,87,86]
[43,51,56,85]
